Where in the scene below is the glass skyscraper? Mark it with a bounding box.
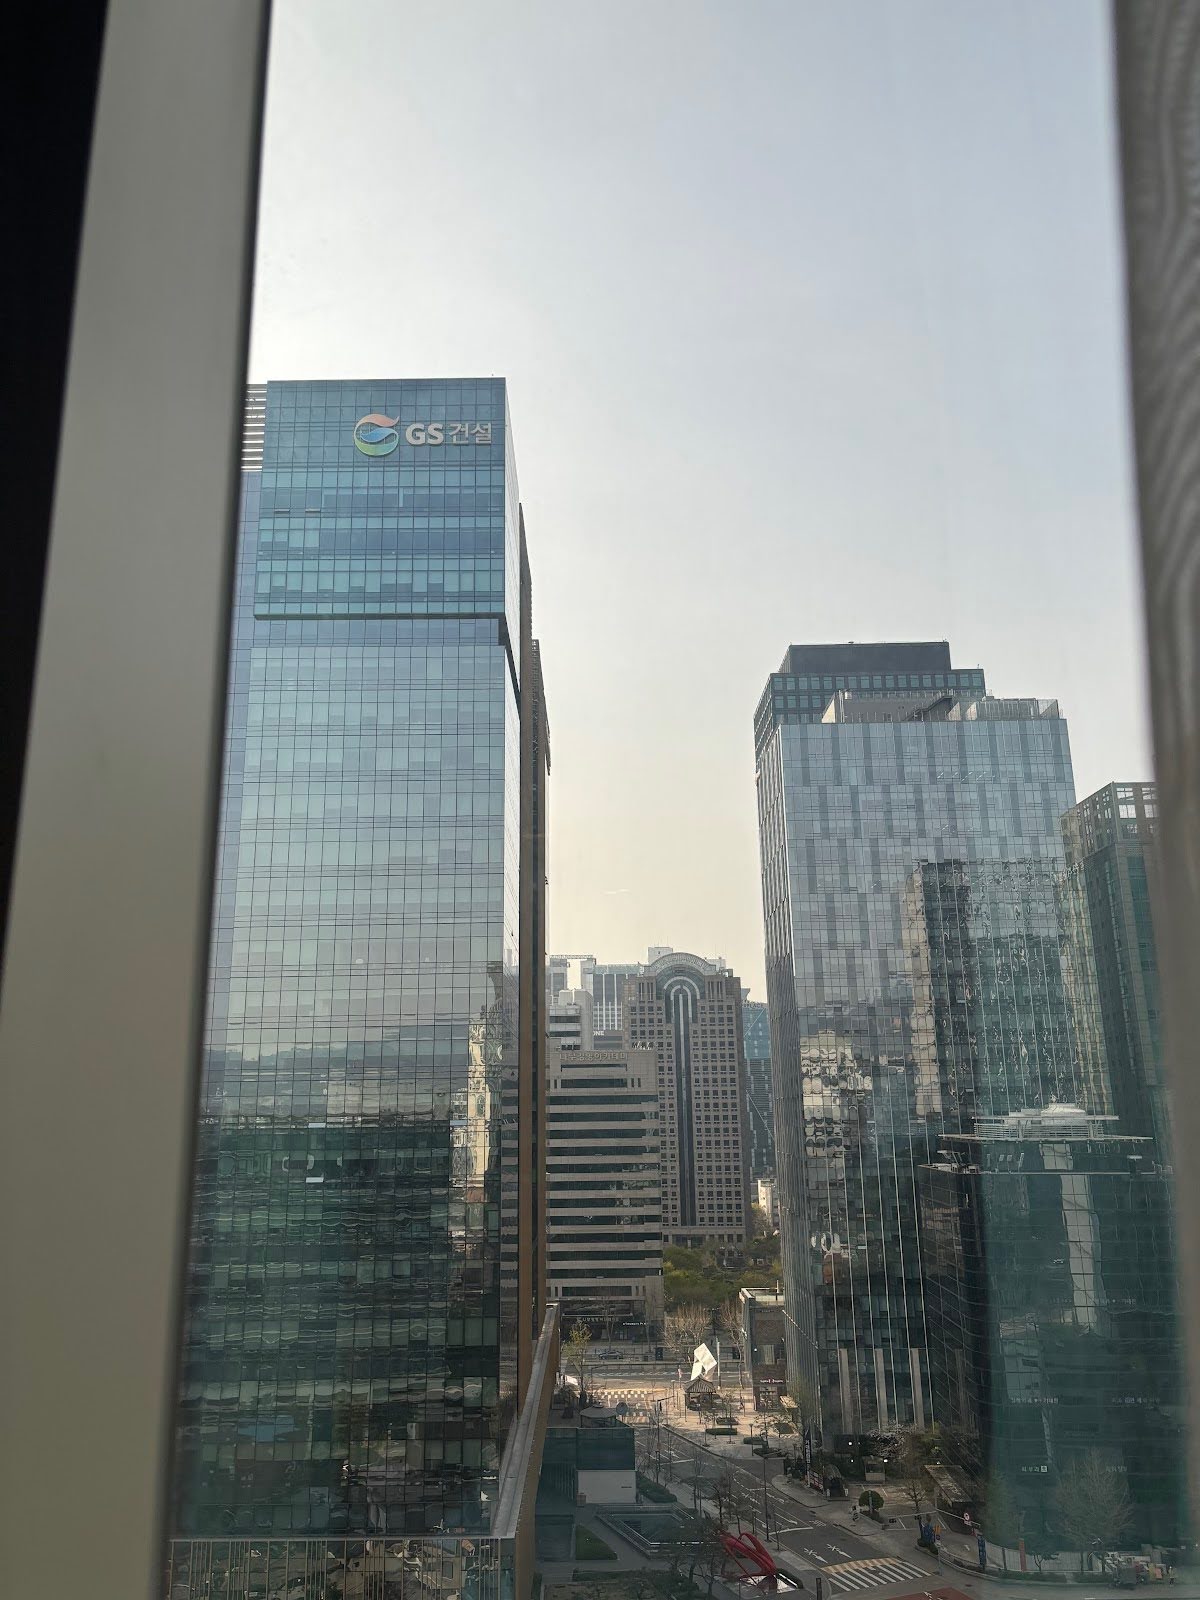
[754,642,1077,1439]
[168,380,554,1600]
[1060,782,1168,1159]
[919,1109,1186,1544]
[742,998,775,1181]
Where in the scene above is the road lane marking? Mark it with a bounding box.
[822,1558,934,1591]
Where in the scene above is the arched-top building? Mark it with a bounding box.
[622,951,752,1246]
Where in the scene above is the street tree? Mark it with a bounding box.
[688,1511,730,1596]
[715,1297,742,1348]
[713,1297,747,1404]
[889,1424,941,1518]
[711,1465,738,1527]
[663,1306,710,1369]
[1053,1452,1134,1570]
[788,1374,819,1435]
[562,1321,594,1400]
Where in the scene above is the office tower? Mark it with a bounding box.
[755,642,1075,1438]
[742,998,775,1181]
[1060,782,1168,1158]
[545,1043,663,1339]
[590,961,645,1034]
[753,640,986,757]
[168,381,554,1600]
[546,987,594,1052]
[547,953,596,1005]
[903,858,1104,1125]
[584,949,729,1037]
[919,1108,1186,1543]
[623,952,752,1246]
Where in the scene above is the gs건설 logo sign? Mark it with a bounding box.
[353,414,401,456]
[353,415,492,455]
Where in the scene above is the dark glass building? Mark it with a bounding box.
[919,1110,1186,1544]
[168,380,554,1599]
[753,640,986,765]
[742,998,776,1181]
[904,857,1106,1126]
[1060,782,1167,1159]
[755,643,1076,1438]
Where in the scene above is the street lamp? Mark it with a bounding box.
[756,1421,773,1542]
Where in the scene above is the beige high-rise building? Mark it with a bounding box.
[545,1044,663,1337]
[623,951,752,1246]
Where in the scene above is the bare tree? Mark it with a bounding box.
[1054,1453,1134,1570]
[715,1297,742,1347]
[562,1321,594,1401]
[713,1297,747,1400]
[892,1424,939,1518]
[788,1374,819,1435]
[727,1473,756,1533]
[711,1465,738,1527]
[675,1510,729,1596]
[663,1306,710,1369]
[665,1512,718,1600]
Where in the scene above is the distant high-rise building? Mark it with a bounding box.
[547,953,596,1005]
[547,987,594,1052]
[919,1108,1186,1544]
[754,1177,779,1230]
[168,380,553,1600]
[755,642,1075,1437]
[742,998,775,1181]
[623,952,752,1246]
[753,640,986,765]
[545,1044,663,1338]
[589,962,643,1033]
[551,947,727,1038]
[1060,782,1168,1158]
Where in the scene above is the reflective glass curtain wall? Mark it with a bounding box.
[919,1120,1186,1544]
[1060,782,1167,1159]
[173,379,537,1549]
[755,653,1076,1439]
[742,999,776,1182]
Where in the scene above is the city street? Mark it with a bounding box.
[635,1427,1200,1600]
[638,1420,944,1593]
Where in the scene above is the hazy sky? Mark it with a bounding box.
[248,1,1149,997]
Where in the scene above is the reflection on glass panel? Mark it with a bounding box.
[756,647,1186,1544]
[172,382,532,1557]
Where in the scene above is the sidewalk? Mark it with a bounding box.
[771,1476,1198,1594]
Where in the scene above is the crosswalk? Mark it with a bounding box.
[590,1387,661,1414]
[821,1557,935,1591]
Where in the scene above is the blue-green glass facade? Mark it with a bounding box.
[755,649,1076,1440]
[742,999,775,1181]
[1060,782,1167,1159]
[172,380,537,1556]
[919,1116,1186,1544]
[753,640,987,763]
